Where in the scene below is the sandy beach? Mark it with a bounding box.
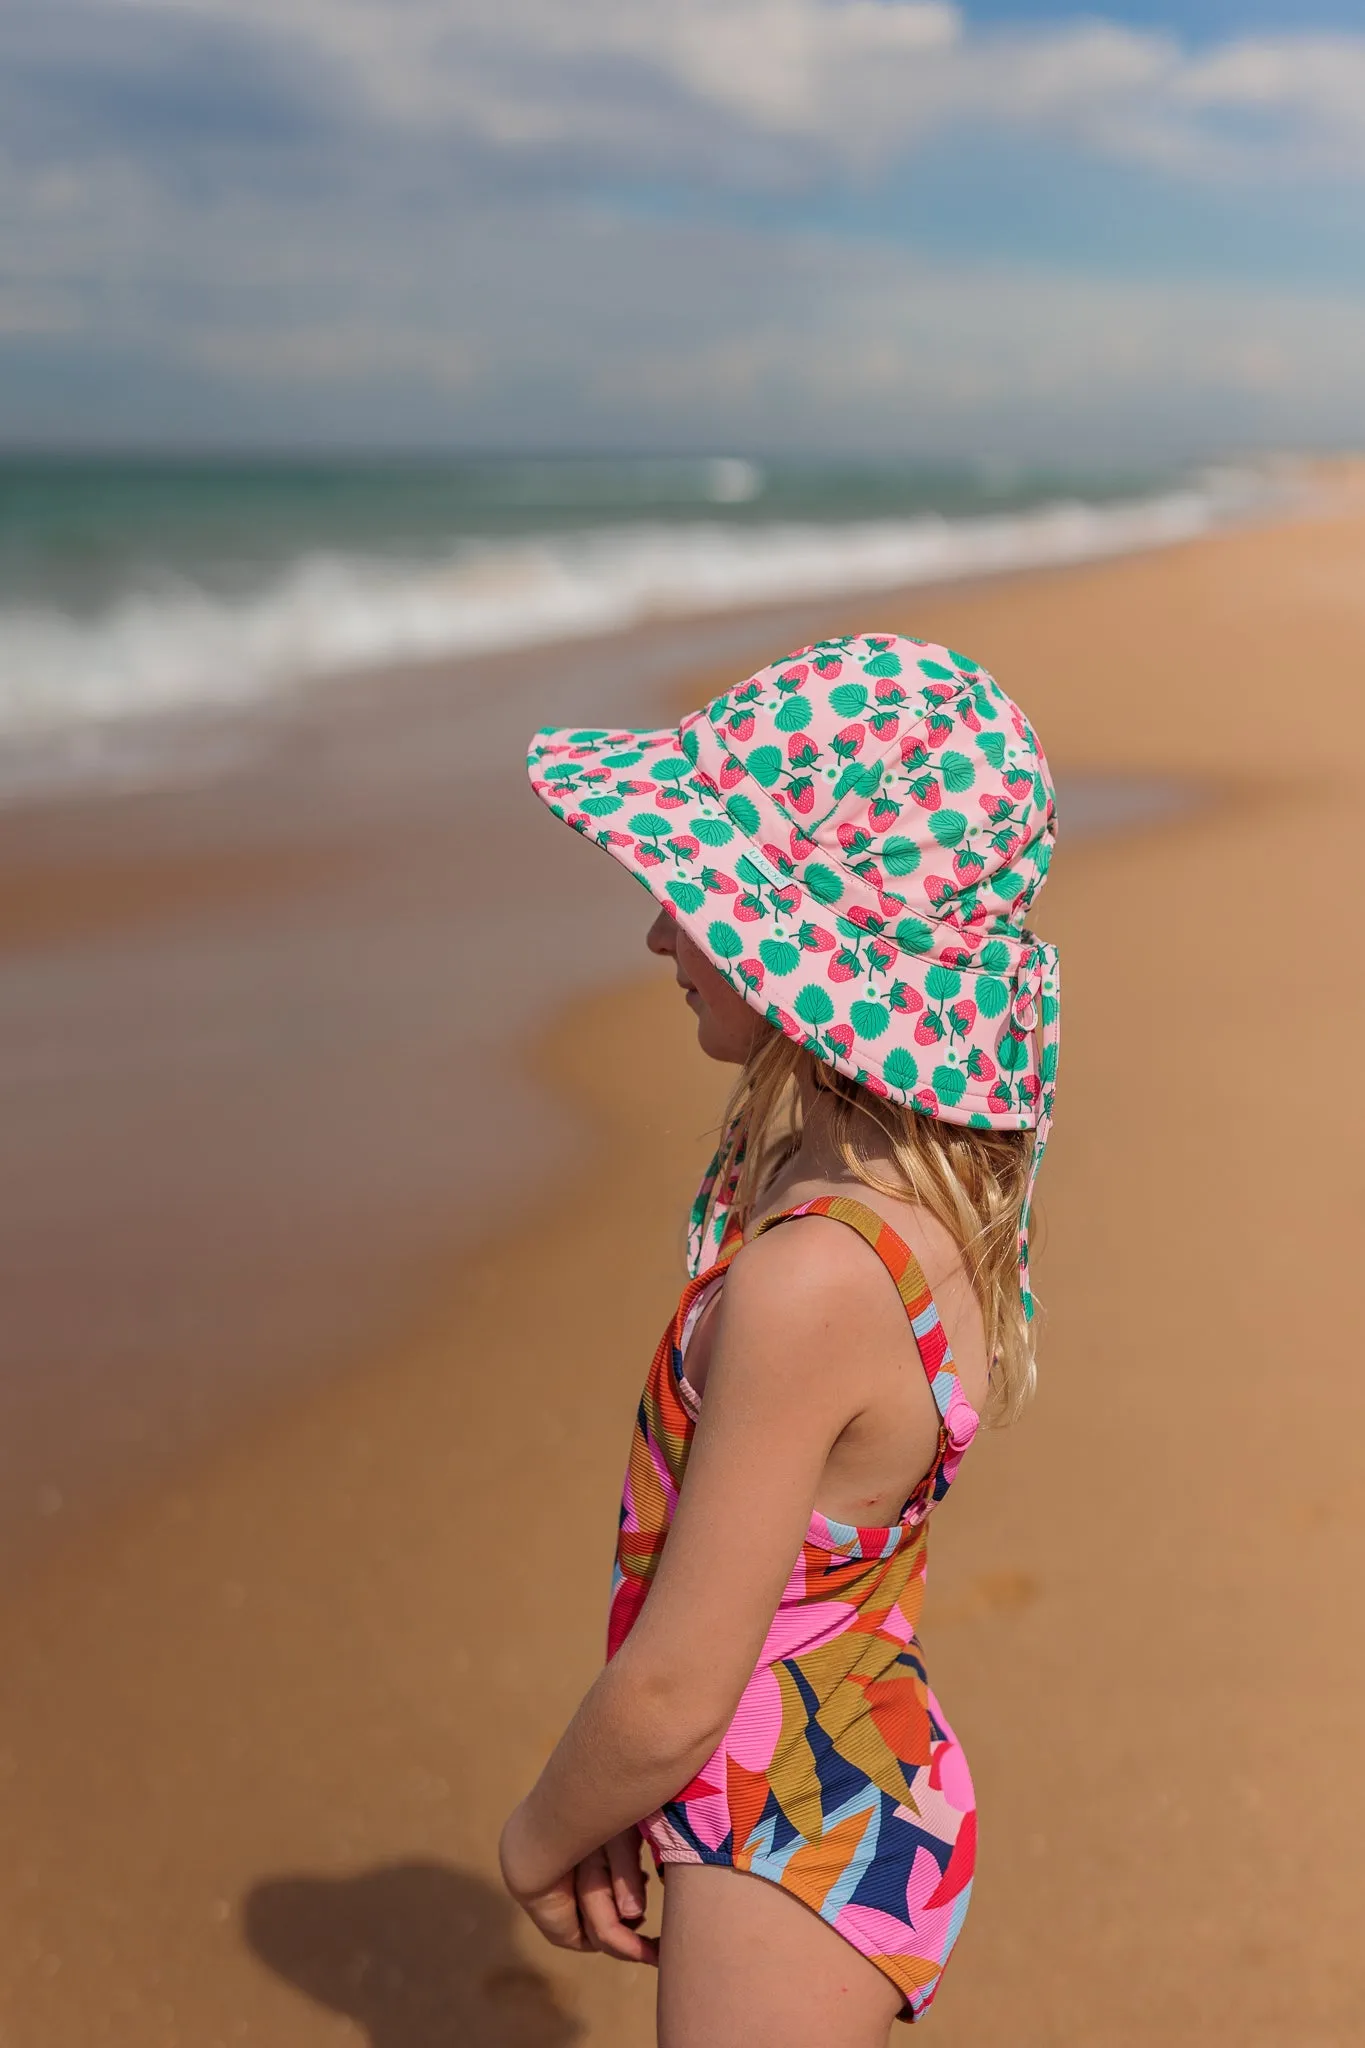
[2,487,1364,2046]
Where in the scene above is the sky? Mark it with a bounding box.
[3,0,1365,462]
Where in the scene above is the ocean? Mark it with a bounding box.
[0,452,1278,790]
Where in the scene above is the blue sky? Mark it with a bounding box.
[3,0,1364,460]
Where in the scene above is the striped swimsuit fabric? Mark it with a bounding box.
[608,1196,979,2021]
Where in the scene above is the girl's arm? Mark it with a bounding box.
[499,1218,887,1933]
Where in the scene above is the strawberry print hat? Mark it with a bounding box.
[527,632,1060,1315]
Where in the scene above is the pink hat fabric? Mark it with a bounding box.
[528,631,1059,1311]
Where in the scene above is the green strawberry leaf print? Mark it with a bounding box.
[668,881,707,914]
[929,809,967,848]
[580,795,623,816]
[692,817,734,847]
[976,975,1009,1019]
[708,920,743,958]
[882,836,920,877]
[793,984,835,1027]
[748,745,783,788]
[918,660,956,681]
[726,794,762,835]
[862,650,903,678]
[940,750,976,793]
[980,940,1010,971]
[883,1047,918,1092]
[759,938,801,975]
[924,964,962,1000]
[850,1000,890,1040]
[933,1064,968,1107]
[652,756,689,782]
[829,683,869,717]
[774,695,812,732]
[895,916,933,953]
[804,863,843,905]
[681,727,701,763]
[976,731,1006,769]
[629,811,671,840]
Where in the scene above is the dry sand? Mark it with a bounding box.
[3,492,1365,2045]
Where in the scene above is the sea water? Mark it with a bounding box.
[0,453,1279,772]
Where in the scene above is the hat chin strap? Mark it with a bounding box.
[1016,942,1061,1324]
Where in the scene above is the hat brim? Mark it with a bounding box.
[528,720,1046,1129]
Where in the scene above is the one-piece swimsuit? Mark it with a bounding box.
[607,1195,979,2023]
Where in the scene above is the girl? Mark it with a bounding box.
[502,633,1060,2046]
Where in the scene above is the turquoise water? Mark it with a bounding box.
[0,453,1270,748]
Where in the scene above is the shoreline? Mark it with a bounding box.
[0,573,1215,1586]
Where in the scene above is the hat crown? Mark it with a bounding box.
[682,633,1054,966]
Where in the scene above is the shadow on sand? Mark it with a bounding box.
[242,1859,584,2048]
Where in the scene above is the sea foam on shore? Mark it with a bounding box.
[0,460,1282,771]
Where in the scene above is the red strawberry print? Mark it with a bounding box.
[728,711,755,741]
[702,868,738,894]
[966,1046,996,1082]
[925,714,954,747]
[1004,768,1033,798]
[868,712,900,740]
[914,1013,944,1045]
[835,722,866,755]
[657,790,687,809]
[787,780,815,814]
[868,940,896,972]
[603,830,633,847]
[980,794,1010,822]
[877,892,908,920]
[799,923,836,952]
[827,1025,855,1058]
[669,835,699,859]
[908,776,941,810]
[738,957,765,991]
[900,739,930,769]
[941,944,971,967]
[718,756,746,790]
[874,676,906,702]
[868,801,900,832]
[773,884,803,913]
[636,846,664,867]
[763,842,794,874]
[987,1084,1012,1115]
[734,895,764,922]
[888,982,924,1014]
[838,822,873,854]
[913,1087,940,1116]
[787,733,818,765]
[779,665,809,686]
[924,875,954,909]
[948,999,978,1035]
[812,655,842,678]
[828,951,858,984]
[788,828,818,860]
[861,1072,890,1099]
[618,779,656,795]
[843,904,883,932]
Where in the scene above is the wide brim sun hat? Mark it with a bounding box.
[528,632,1059,1313]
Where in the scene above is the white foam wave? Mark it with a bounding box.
[0,478,1265,754]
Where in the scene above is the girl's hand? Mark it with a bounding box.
[574,1827,658,1965]
[499,1803,590,1952]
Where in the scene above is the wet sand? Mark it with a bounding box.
[3,493,1365,2044]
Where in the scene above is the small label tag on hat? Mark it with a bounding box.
[740,844,793,889]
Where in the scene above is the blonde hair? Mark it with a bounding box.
[705,1031,1037,1423]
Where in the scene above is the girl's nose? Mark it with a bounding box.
[645,909,676,957]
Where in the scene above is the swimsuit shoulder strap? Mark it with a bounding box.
[748,1194,974,1438]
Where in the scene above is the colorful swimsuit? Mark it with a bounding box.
[608,1196,979,2022]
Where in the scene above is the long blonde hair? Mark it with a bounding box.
[704,1031,1037,1423]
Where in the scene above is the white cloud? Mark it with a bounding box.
[71,0,1365,182]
